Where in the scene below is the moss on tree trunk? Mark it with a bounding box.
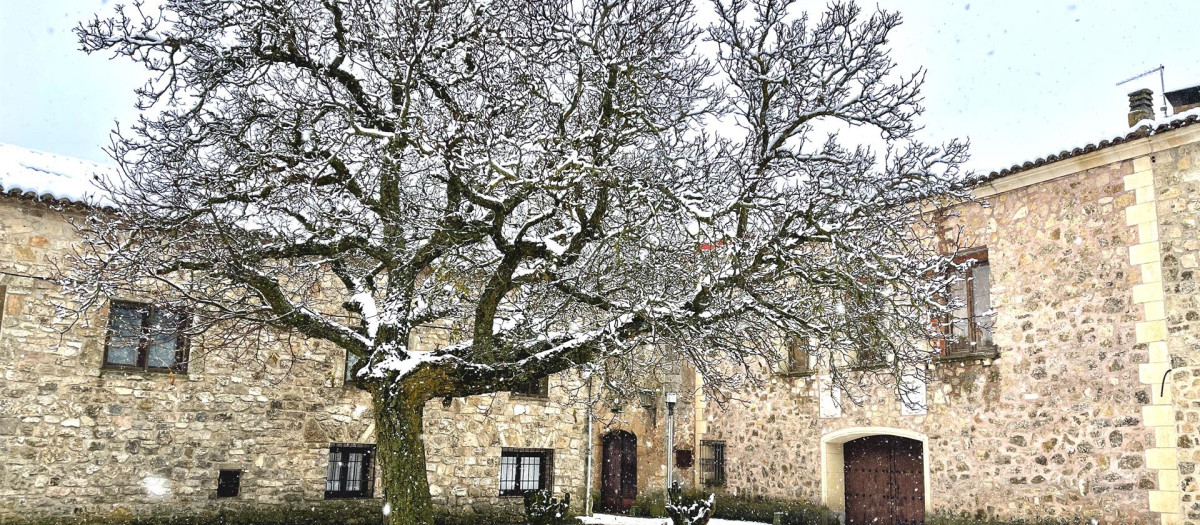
[373,387,435,525]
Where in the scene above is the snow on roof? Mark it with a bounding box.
[982,107,1200,182]
[0,142,114,207]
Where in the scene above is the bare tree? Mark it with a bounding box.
[73,0,970,523]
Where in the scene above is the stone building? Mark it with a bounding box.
[1,86,1199,525]
[693,90,1200,525]
[0,143,691,521]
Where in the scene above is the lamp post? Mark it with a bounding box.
[665,391,677,496]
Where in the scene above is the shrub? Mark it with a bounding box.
[523,489,571,525]
[665,483,713,525]
[629,489,835,525]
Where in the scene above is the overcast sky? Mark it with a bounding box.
[1,0,1198,173]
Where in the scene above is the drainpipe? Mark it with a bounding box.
[584,376,595,516]
[665,392,677,497]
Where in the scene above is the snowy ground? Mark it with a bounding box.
[578,513,768,525]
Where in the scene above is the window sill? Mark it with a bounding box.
[323,493,375,500]
[849,362,888,372]
[100,365,188,377]
[777,370,816,378]
[509,394,550,402]
[935,349,999,364]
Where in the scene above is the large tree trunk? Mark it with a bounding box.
[373,386,435,525]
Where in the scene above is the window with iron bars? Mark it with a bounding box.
[324,443,375,499]
[499,448,554,496]
[699,440,726,487]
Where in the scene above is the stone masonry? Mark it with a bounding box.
[697,121,1200,524]
[0,194,682,521]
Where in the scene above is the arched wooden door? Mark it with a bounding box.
[844,435,925,525]
[601,430,638,512]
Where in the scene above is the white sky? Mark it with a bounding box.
[1,0,1198,173]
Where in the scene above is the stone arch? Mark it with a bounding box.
[819,427,931,516]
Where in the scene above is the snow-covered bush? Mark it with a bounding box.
[523,489,571,525]
[665,482,714,525]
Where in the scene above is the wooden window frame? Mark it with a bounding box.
[699,440,726,487]
[102,300,190,373]
[324,443,376,499]
[939,250,997,359]
[509,375,550,400]
[498,448,554,497]
[782,336,817,376]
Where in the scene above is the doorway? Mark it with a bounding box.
[843,434,925,525]
[600,430,638,512]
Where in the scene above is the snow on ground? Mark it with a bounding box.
[0,142,114,205]
[578,513,768,525]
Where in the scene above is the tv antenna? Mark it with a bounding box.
[1117,65,1169,117]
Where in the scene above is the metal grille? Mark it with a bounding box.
[324,443,375,499]
[499,448,553,496]
[699,440,725,487]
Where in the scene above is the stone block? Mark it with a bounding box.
[1133,282,1166,304]
[1130,242,1163,266]
[1147,448,1181,470]
[1137,320,1169,343]
[1125,169,1154,190]
[1127,201,1158,226]
[1133,156,1154,173]
[1143,404,1175,427]
[1140,221,1161,244]
[1149,489,1181,512]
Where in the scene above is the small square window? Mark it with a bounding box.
[103,300,189,373]
[499,448,554,496]
[217,470,241,498]
[783,336,817,375]
[510,376,549,399]
[325,443,375,499]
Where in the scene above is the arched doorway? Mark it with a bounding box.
[843,435,925,525]
[601,430,638,512]
[820,427,930,523]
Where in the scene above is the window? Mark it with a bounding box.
[499,448,554,496]
[103,301,189,372]
[942,251,995,358]
[324,443,375,499]
[784,336,817,375]
[345,351,363,387]
[217,469,241,498]
[510,375,549,399]
[699,440,726,487]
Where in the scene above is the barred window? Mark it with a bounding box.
[499,448,553,496]
[699,440,726,487]
[325,443,375,499]
[103,301,189,373]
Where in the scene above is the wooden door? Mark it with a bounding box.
[844,435,925,525]
[601,431,638,512]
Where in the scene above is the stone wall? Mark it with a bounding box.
[700,158,1161,523]
[1153,135,1200,524]
[0,197,674,520]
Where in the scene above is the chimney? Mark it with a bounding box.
[1128,88,1156,126]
